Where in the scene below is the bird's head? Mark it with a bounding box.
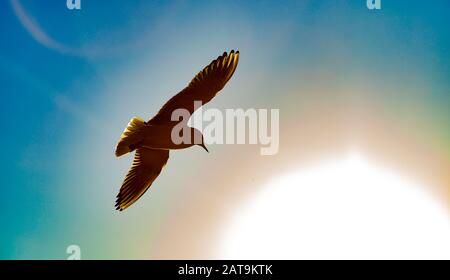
[191,128,209,153]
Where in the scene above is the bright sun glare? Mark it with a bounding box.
[219,153,450,259]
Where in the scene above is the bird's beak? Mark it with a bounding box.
[200,143,209,153]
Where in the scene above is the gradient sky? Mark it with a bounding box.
[1,0,449,259]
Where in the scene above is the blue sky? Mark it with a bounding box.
[1,0,449,259]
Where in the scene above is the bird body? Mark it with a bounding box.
[141,125,205,151]
[115,118,205,156]
[114,50,239,211]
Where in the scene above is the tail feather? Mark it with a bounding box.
[115,117,146,157]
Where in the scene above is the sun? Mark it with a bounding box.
[219,153,450,259]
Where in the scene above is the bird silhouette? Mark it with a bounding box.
[114,50,239,211]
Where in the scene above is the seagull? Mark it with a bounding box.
[114,50,239,211]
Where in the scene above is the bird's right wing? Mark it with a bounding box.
[115,148,169,211]
[148,50,239,125]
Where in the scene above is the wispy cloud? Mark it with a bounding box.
[10,0,76,55]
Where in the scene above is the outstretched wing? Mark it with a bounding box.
[115,148,169,211]
[148,50,239,125]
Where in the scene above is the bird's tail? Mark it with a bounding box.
[115,117,146,157]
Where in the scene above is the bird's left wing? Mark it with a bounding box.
[148,50,239,125]
[115,148,169,211]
